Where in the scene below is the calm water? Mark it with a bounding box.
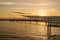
[0,21,60,40]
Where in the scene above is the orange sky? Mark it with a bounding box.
[0,0,60,18]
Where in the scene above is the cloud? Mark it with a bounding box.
[0,0,60,7]
[0,2,15,5]
[12,11,28,14]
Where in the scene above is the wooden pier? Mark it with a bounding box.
[0,16,60,40]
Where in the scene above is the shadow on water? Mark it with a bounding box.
[0,34,60,40]
[0,34,44,40]
[49,35,60,40]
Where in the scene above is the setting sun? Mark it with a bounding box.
[38,9,46,16]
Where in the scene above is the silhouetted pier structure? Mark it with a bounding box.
[24,16,60,40]
[0,16,60,40]
[0,16,60,26]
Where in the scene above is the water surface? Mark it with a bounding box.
[0,21,60,40]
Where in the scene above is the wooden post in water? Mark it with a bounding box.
[30,20,31,24]
[25,20,26,23]
[36,20,38,24]
[47,18,51,40]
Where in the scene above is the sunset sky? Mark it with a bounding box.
[0,0,60,18]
